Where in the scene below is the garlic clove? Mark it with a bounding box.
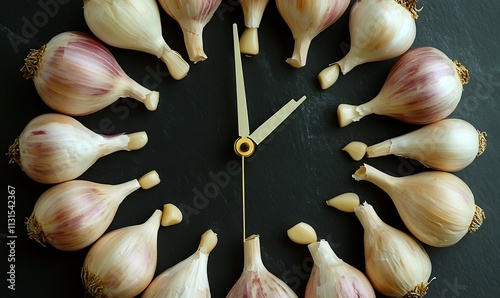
[139,170,161,190]
[82,209,162,298]
[161,203,183,227]
[326,192,360,213]
[337,47,469,126]
[276,0,350,68]
[8,113,148,184]
[21,31,161,115]
[353,164,485,247]
[318,63,340,90]
[126,131,148,150]
[355,202,433,297]
[142,229,217,297]
[305,239,376,298]
[227,234,298,297]
[287,222,317,245]
[365,119,487,172]
[342,141,367,161]
[83,0,189,80]
[239,0,270,55]
[158,0,222,63]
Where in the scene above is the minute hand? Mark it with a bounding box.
[249,95,307,145]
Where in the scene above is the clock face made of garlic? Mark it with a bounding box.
[2,0,499,297]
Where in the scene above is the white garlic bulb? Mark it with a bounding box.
[353,164,485,247]
[355,202,433,297]
[305,239,376,298]
[82,209,162,298]
[142,229,218,297]
[276,0,350,68]
[21,31,159,115]
[7,113,148,184]
[226,234,298,297]
[26,171,160,251]
[83,0,189,80]
[365,118,487,172]
[158,0,221,63]
[239,0,270,55]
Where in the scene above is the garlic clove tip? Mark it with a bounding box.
[287,222,317,245]
[144,91,160,111]
[161,49,190,80]
[161,203,183,227]
[337,104,362,127]
[199,229,218,254]
[342,141,367,161]
[318,63,340,90]
[126,131,148,150]
[139,170,160,190]
[240,27,259,56]
[326,192,360,213]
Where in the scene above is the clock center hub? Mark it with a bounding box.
[234,137,255,157]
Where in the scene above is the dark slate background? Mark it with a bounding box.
[1,0,499,297]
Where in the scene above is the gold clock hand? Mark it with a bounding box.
[248,95,307,145]
[233,23,250,138]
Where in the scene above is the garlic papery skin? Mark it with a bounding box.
[7,113,148,184]
[305,240,375,298]
[337,47,470,127]
[83,0,189,80]
[82,209,162,298]
[365,119,488,172]
[336,0,418,77]
[354,202,432,297]
[26,171,159,251]
[353,164,485,247]
[226,234,298,297]
[276,0,350,68]
[239,0,270,55]
[159,0,222,63]
[21,31,159,115]
[142,229,218,297]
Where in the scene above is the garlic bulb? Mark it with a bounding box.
[142,229,218,297]
[355,202,433,297]
[83,0,189,80]
[239,0,270,55]
[337,46,470,127]
[21,31,159,115]
[276,0,350,68]
[353,164,486,247]
[82,209,162,298]
[318,0,420,89]
[158,0,221,63]
[26,171,160,251]
[306,239,376,298]
[227,234,298,297]
[7,113,148,184]
[365,118,488,172]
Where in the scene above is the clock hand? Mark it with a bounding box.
[248,95,307,145]
[233,23,250,138]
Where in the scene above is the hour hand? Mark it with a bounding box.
[233,23,250,138]
[249,95,307,145]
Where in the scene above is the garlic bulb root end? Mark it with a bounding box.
[81,266,105,298]
[403,278,435,298]
[161,203,183,227]
[21,45,46,79]
[199,229,218,254]
[7,137,20,166]
[126,131,148,150]
[469,205,486,233]
[144,91,160,111]
[395,0,423,19]
[477,131,487,156]
[337,104,363,127]
[318,63,340,90]
[240,27,259,56]
[160,49,190,80]
[342,141,367,161]
[287,222,317,245]
[326,192,360,213]
[139,170,161,189]
[26,215,47,247]
[454,60,470,85]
